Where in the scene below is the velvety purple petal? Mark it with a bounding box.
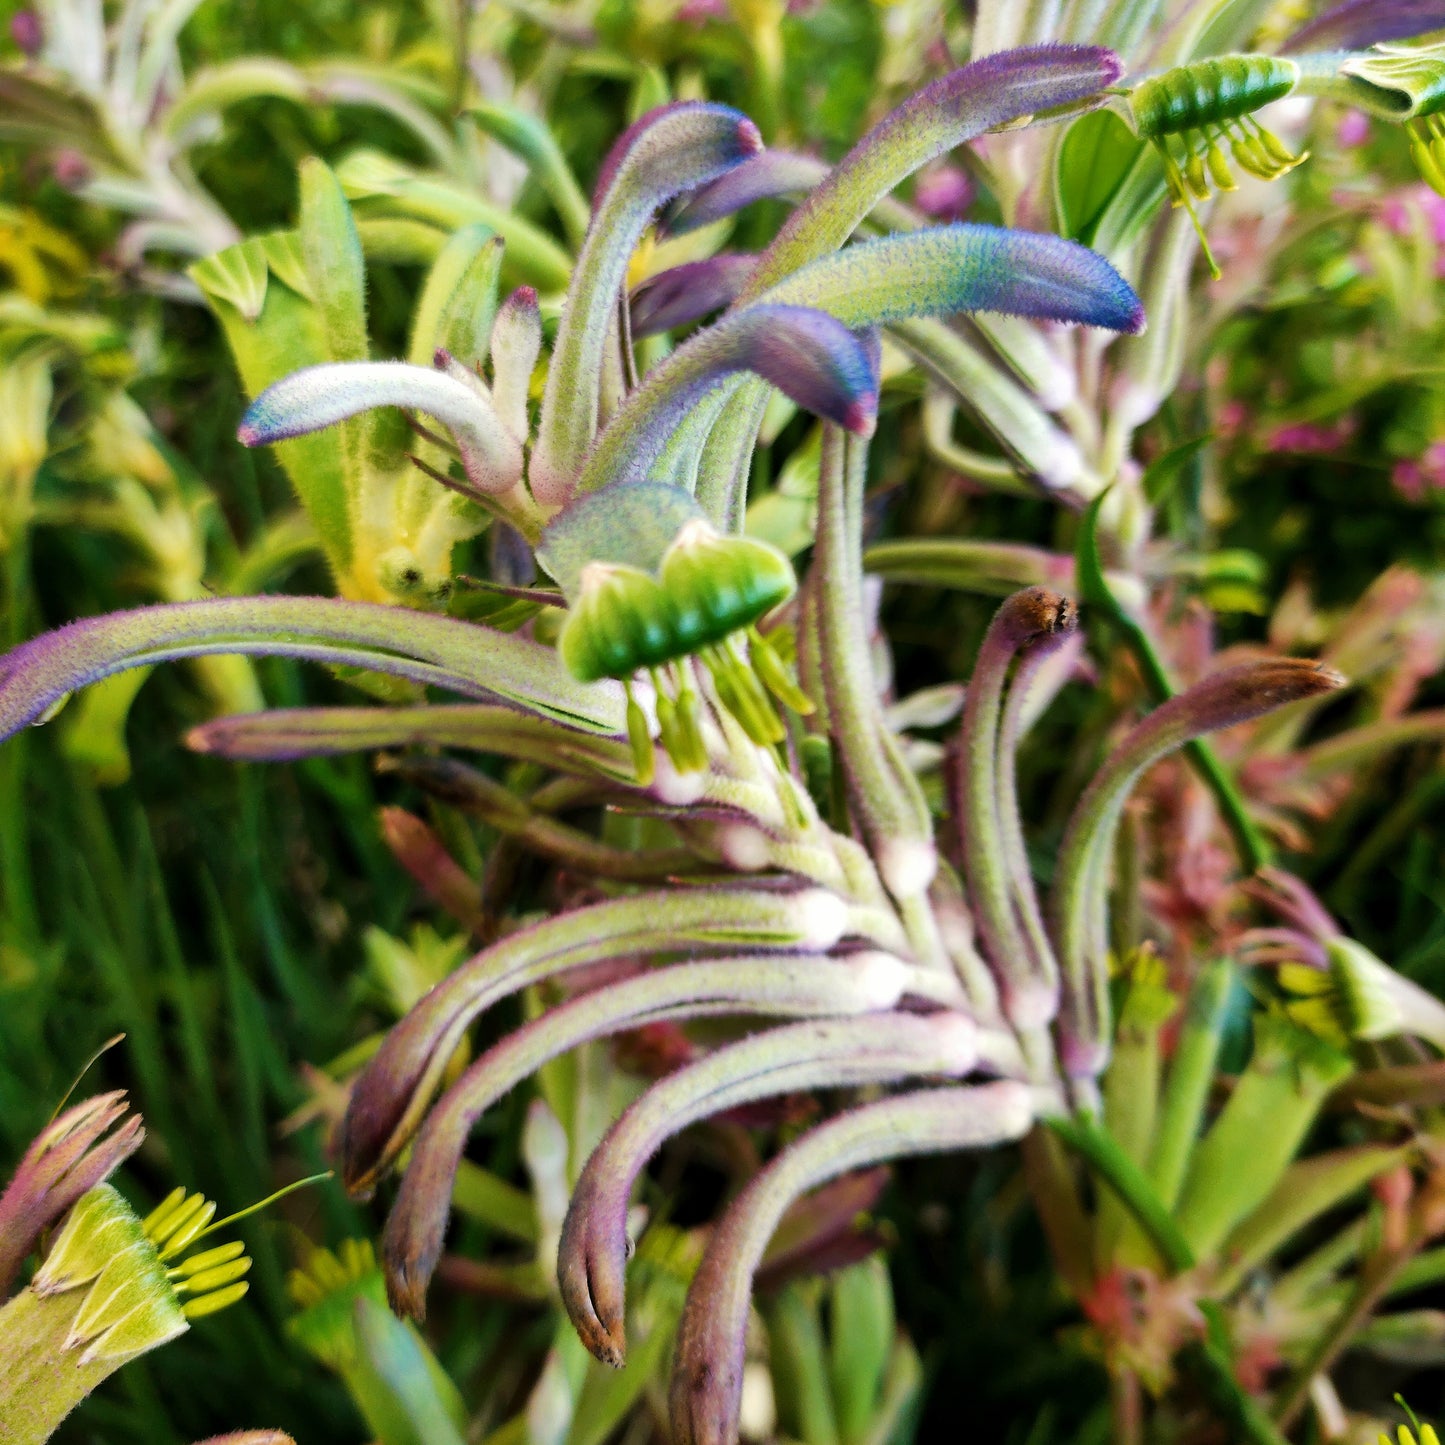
[1283,0,1445,52]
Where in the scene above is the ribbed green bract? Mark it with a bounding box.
[1132,56,1298,137]
[558,526,796,683]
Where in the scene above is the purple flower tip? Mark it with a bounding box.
[236,421,261,447]
[843,395,878,438]
[10,9,42,54]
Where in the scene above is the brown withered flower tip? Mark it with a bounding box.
[1001,585,1079,647]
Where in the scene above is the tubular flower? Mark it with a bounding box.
[0,1184,254,1444]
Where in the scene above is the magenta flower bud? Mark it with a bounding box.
[913,163,974,220]
[9,10,42,54]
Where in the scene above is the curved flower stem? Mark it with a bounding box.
[384,755,708,882]
[1077,505,1273,872]
[0,596,627,743]
[957,589,1076,1029]
[382,952,911,1318]
[340,886,853,1193]
[813,424,938,913]
[557,1011,981,1365]
[529,103,762,506]
[1051,659,1343,1079]
[670,1081,1034,1445]
[187,703,637,780]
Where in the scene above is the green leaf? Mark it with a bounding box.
[335,149,573,292]
[351,1295,468,1445]
[1341,37,1445,120]
[407,226,504,368]
[299,158,369,365]
[829,1256,894,1444]
[1073,490,1119,617]
[190,240,270,322]
[192,236,353,571]
[468,103,591,248]
[1055,108,1144,245]
[1141,434,1209,506]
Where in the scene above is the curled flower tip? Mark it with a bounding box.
[843,393,878,439]
[669,1082,1034,1445]
[592,104,763,208]
[557,1173,629,1367]
[558,1013,978,1366]
[999,586,1078,649]
[381,1137,458,1321]
[1183,658,1345,732]
[237,362,522,495]
[630,254,757,338]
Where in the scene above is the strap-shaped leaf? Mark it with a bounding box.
[406,226,504,367]
[467,102,591,247]
[192,235,354,571]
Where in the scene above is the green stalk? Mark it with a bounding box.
[812,425,936,909]
[1146,959,1233,1210]
[1172,1014,1353,1259]
[1047,1114,1196,1274]
[1098,963,1178,1266]
[0,1287,137,1445]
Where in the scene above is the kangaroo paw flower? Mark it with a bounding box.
[556,1011,979,1365]
[669,1082,1033,1445]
